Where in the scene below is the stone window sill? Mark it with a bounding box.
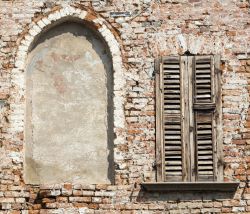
[141,182,239,192]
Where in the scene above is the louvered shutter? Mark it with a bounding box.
[163,57,182,181]
[193,56,219,181]
[156,55,222,182]
[156,56,188,182]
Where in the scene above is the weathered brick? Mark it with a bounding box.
[0,1,249,214]
[69,197,91,203]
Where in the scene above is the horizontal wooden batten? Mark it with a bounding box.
[193,103,216,111]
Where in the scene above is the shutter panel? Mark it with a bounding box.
[195,112,214,181]
[156,55,221,182]
[193,56,216,181]
[194,57,213,103]
[162,57,184,181]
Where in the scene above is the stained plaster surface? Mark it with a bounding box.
[24,22,113,184]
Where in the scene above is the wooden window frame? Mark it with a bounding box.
[155,55,223,183]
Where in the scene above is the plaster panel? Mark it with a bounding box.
[24,22,113,184]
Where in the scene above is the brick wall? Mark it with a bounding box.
[0,0,250,213]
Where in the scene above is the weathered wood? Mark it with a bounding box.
[165,110,181,114]
[195,64,211,68]
[197,140,213,144]
[163,56,183,181]
[163,70,181,73]
[196,69,212,73]
[162,56,180,62]
[196,79,211,84]
[198,156,213,160]
[165,151,182,155]
[181,56,189,182]
[210,56,216,181]
[196,74,211,78]
[163,64,180,69]
[197,145,213,149]
[164,141,182,145]
[189,56,195,182]
[165,146,182,150]
[193,55,214,181]
[163,94,180,98]
[163,115,181,121]
[198,160,213,164]
[164,135,181,140]
[164,125,181,129]
[156,54,222,183]
[195,110,214,181]
[214,54,223,182]
[163,85,181,89]
[163,79,180,84]
[155,57,164,182]
[164,130,181,134]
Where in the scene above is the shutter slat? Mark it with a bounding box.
[198,160,213,164]
[163,64,180,69]
[164,135,181,140]
[198,156,213,160]
[165,130,181,134]
[165,146,182,150]
[195,64,211,69]
[164,81,180,84]
[165,151,182,155]
[196,69,212,74]
[165,166,182,170]
[164,140,181,144]
[164,94,180,98]
[197,145,213,150]
[165,161,182,165]
[163,85,181,89]
[164,75,180,79]
[164,125,181,129]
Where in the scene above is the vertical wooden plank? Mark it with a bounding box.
[214,55,223,182]
[210,56,217,181]
[189,56,195,182]
[155,57,164,182]
[180,56,190,182]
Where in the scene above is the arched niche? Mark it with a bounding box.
[24,20,114,184]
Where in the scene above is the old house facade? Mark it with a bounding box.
[0,0,250,213]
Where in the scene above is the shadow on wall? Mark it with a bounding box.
[136,190,236,201]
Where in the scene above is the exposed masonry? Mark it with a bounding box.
[0,0,250,213]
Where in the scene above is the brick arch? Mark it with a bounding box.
[11,6,126,182]
[15,5,125,95]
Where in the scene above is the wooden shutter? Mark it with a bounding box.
[156,56,188,182]
[156,55,222,182]
[163,57,182,181]
[193,55,221,181]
